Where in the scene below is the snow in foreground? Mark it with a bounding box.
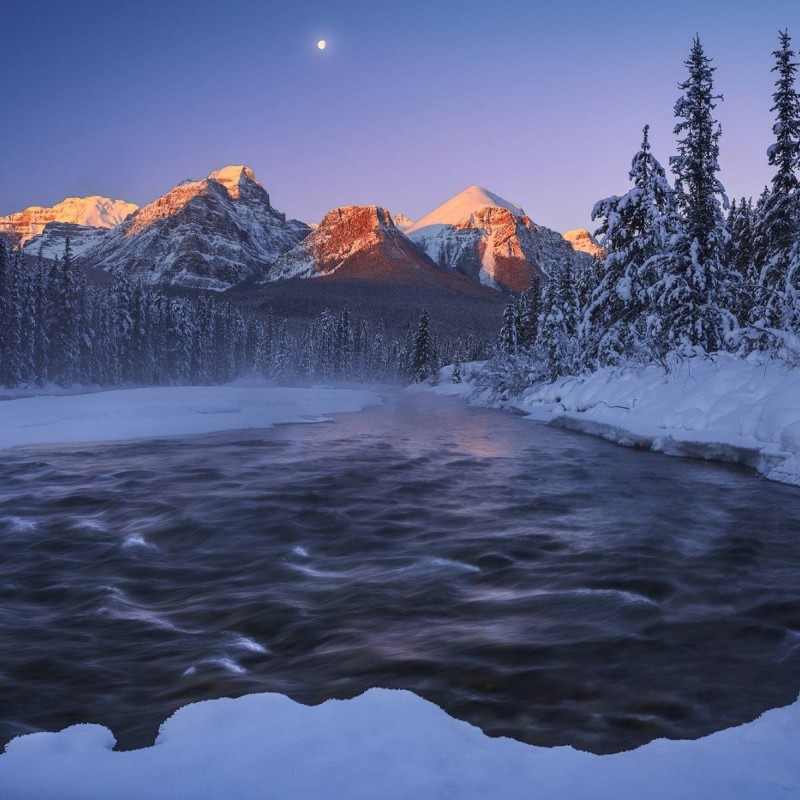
[428,355,800,487]
[0,385,382,450]
[1,688,799,799]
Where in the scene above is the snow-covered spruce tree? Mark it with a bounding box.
[2,250,25,387]
[50,238,85,385]
[656,38,735,354]
[725,197,758,322]
[451,356,462,384]
[498,297,520,354]
[409,309,435,382]
[751,30,800,347]
[726,198,757,277]
[32,253,50,386]
[538,257,580,381]
[517,277,541,350]
[587,125,677,366]
[574,254,600,354]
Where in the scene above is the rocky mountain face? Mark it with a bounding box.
[406,186,592,292]
[0,196,137,248]
[265,205,476,290]
[72,166,309,290]
[563,228,605,259]
[25,223,110,261]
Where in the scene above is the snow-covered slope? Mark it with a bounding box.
[77,166,310,290]
[0,196,137,247]
[264,205,475,290]
[563,228,605,259]
[23,223,110,260]
[434,353,800,488]
[407,187,592,292]
[2,688,799,800]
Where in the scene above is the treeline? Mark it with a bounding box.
[485,32,800,394]
[0,240,486,389]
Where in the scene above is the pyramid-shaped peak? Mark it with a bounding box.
[407,186,525,233]
[208,165,263,199]
[209,165,257,183]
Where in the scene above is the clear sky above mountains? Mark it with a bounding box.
[2,0,798,232]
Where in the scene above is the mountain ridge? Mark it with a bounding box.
[7,171,597,297]
[0,196,137,247]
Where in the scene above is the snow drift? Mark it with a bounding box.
[1,688,799,799]
[433,354,800,487]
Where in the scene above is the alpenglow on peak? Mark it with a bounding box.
[407,186,525,233]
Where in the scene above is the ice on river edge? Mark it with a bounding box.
[1,687,799,799]
[422,354,800,488]
[0,384,383,450]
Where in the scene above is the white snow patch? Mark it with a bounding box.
[2,688,800,799]
[0,385,382,451]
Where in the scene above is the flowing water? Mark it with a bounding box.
[2,390,800,754]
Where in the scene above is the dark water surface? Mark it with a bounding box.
[2,390,800,754]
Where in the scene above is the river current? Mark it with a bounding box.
[2,390,800,754]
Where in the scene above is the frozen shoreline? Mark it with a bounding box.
[1,688,799,799]
[0,384,383,450]
[425,355,800,487]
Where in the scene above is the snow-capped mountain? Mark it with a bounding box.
[563,228,605,259]
[0,196,137,247]
[264,205,472,290]
[407,186,591,292]
[407,186,525,232]
[74,166,309,290]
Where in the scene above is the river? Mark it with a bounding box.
[2,389,800,754]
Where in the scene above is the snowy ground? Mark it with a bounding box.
[425,355,800,487]
[1,688,799,799]
[0,384,382,450]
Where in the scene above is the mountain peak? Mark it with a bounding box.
[265,204,454,285]
[392,212,414,231]
[563,228,605,259]
[407,186,524,233]
[69,166,308,290]
[208,165,261,200]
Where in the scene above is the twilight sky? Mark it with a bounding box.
[1,0,798,232]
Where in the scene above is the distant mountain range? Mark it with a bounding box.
[0,196,137,248]
[1,166,601,295]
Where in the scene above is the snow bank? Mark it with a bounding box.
[426,355,800,487]
[1,688,799,799]
[0,385,382,450]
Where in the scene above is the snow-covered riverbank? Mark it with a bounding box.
[424,355,800,487]
[0,385,382,450]
[1,687,799,799]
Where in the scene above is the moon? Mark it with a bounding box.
[317,39,327,50]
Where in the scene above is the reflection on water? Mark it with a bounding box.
[2,390,800,754]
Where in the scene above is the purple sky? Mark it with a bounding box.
[1,0,798,232]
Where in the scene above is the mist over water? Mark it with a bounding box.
[2,391,800,754]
